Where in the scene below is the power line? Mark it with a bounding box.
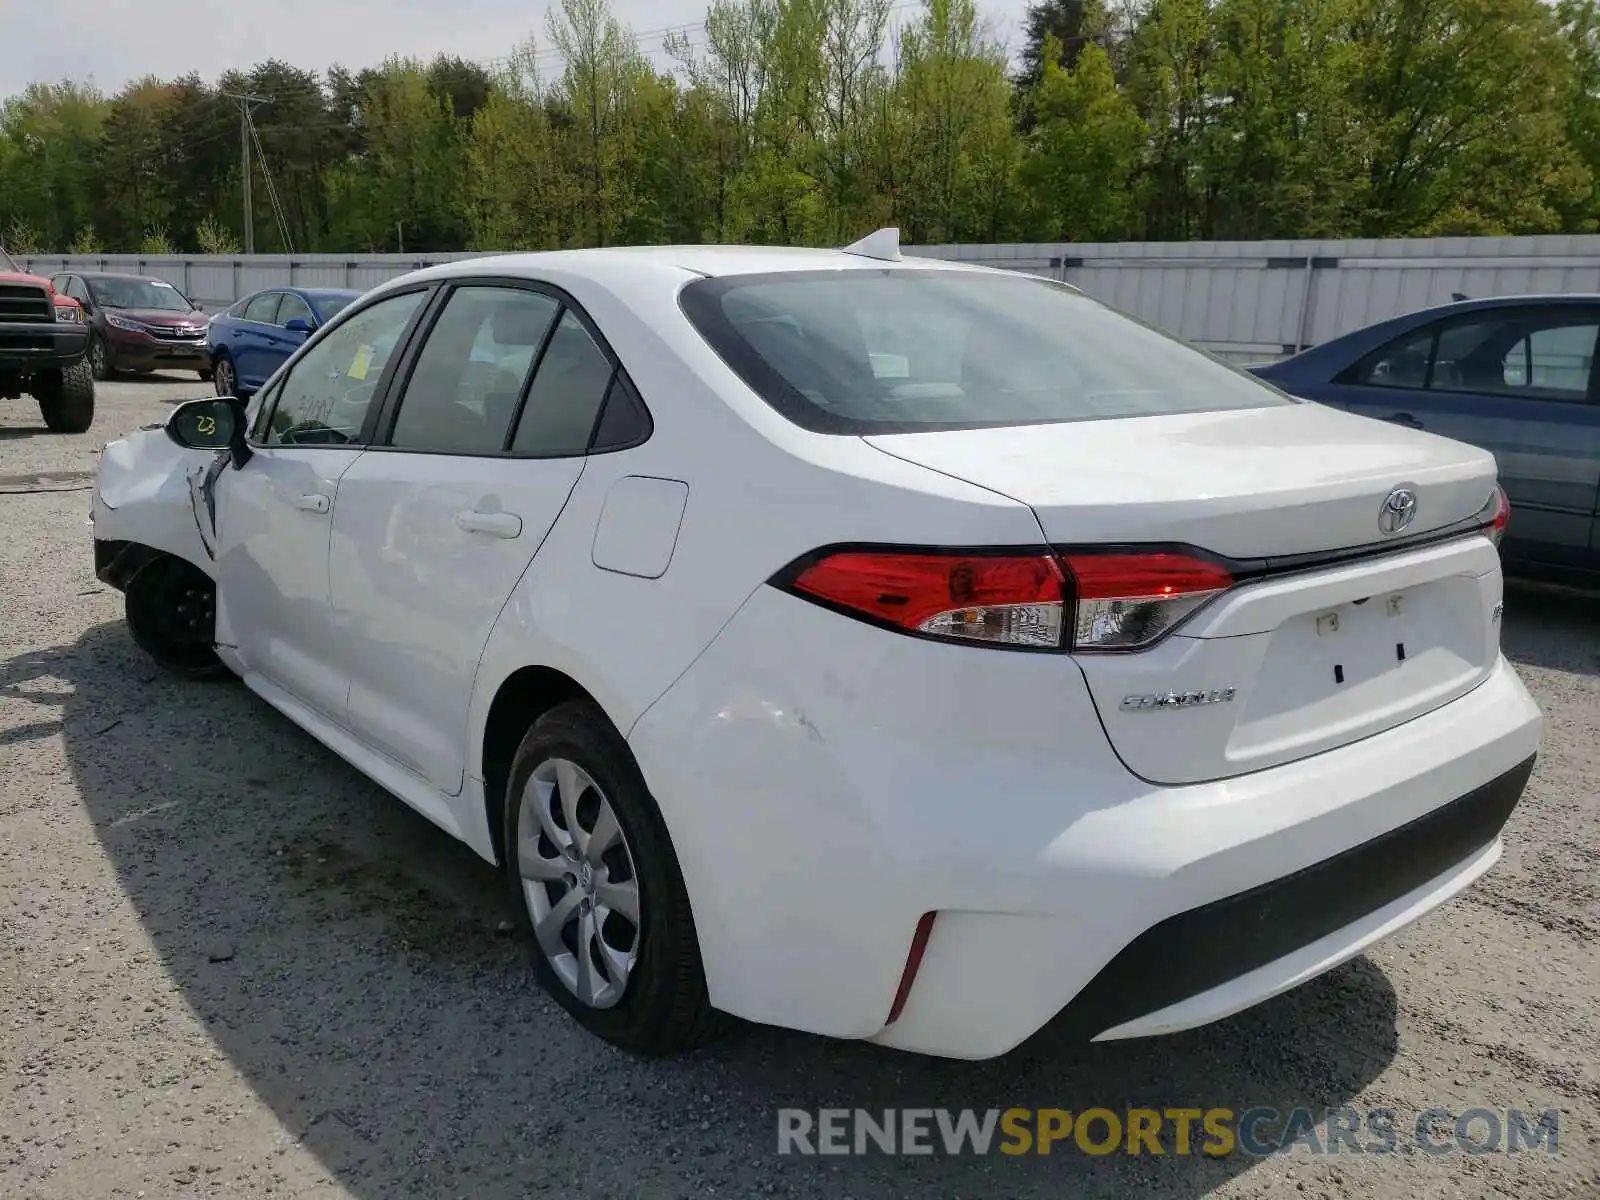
[246,107,294,253]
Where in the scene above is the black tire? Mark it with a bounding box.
[212,354,235,397]
[35,360,96,433]
[503,700,721,1055]
[124,555,226,678]
[87,334,113,381]
[197,367,214,383]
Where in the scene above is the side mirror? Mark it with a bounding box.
[283,317,314,335]
[167,396,251,467]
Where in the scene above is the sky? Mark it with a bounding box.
[3,0,1034,101]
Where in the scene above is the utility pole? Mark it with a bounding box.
[222,91,271,253]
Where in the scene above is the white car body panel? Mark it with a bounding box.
[215,445,363,721]
[90,244,1544,1059]
[329,450,586,795]
[630,584,1539,1056]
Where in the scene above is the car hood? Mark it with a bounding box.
[109,307,209,328]
[0,271,52,287]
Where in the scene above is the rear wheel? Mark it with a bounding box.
[34,361,96,433]
[503,700,720,1055]
[125,555,225,677]
[212,355,236,397]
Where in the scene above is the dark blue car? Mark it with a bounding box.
[207,287,362,400]
[1252,295,1600,587]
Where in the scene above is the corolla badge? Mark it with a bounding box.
[1121,688,1236,712]
[1378,487,1418,535]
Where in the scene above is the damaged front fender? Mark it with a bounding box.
[94,426,226,578]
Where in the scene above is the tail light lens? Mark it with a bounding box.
[789,551,1066,648]
[1478,485,1509,547]
[1059,552,1234,650]
[780,547,1232,652]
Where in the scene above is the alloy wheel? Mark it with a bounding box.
[89,339,108,380]
[214,359,234,397]
[517,757,641,1009]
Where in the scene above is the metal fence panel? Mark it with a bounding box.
[24,236,1600,361]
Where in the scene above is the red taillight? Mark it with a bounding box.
[790,551,1066,648]
[781,547,1232,651]
[1480,485,1509,547]
[1059,552,1234,651]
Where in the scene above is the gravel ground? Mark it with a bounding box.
[1,376,1596,1199]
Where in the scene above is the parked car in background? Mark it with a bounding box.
[50,271,212,382]
[206,287,362,400]
[1252,296,1600,587]
[90,235,1539,1060]
[1,244,95,432]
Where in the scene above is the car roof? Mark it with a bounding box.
[419,244,991,281]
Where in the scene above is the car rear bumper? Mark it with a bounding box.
[0,320,90,368]
[629,585,1543,1059]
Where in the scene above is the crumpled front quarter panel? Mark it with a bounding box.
[93,428,225,576]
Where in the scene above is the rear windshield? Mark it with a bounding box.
[679,269,1293,434]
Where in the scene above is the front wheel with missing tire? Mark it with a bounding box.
[124,554,226,677]
[504,700,720,1055]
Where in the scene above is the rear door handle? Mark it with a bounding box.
[293,493,331,514]
[455,510,522,539]
[1385,412,1426,430]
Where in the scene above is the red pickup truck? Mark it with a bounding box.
[0,244,95,432]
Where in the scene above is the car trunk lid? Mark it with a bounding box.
[866,403,1505,783]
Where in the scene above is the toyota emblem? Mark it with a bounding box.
[1378,487,1418,535]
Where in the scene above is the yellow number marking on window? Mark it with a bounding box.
[196,415,216,435]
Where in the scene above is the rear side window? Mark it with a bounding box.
[679,269,1292,434]
[510,309,614,455]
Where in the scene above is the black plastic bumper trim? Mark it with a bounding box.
[1054,754,1536,1039]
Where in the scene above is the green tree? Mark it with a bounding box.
[1349,0,1590,234]
[894,0,1025,243]
[1021,35,1146,239]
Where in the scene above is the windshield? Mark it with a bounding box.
[88,277,193,311]
[680,269,1294,434]
[0,245,16,272]
[313,294,355,321]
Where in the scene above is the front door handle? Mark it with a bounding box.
[455,509,522,539]
[1385,412,1426,430]
[293,493,331,514]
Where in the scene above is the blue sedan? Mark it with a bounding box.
[207,287,362,399]
[1251,295,1600,587]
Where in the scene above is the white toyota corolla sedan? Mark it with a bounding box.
[90,232,1542,1059]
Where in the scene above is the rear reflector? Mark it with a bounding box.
[779,547,1233,651]
[885,912,937,1025]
